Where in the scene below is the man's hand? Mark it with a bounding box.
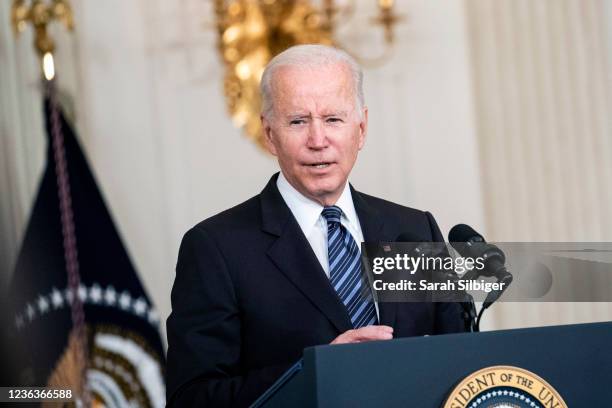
[330,325,394,345]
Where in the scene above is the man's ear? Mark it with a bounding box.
[358,107,368,150]
[261,114,277,156]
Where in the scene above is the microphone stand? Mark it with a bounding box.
[460,294,478,332]
[474,271,513,331]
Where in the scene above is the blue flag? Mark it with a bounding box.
[7,90,166,407]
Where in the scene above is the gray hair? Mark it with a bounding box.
[260,44,365,119]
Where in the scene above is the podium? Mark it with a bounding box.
[254,321,612,407]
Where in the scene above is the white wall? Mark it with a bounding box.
[2,0,610,343]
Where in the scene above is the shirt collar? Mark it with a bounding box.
[276,171,359,232]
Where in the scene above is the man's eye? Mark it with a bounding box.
[290,119,306,125]
[326,117,342,123]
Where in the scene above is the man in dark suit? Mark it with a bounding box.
[166,44,465,407]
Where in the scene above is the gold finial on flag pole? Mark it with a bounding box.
[11,0,74,80]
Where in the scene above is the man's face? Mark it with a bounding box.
[262,63,368,206]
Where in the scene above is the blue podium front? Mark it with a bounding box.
[254,321,612,407]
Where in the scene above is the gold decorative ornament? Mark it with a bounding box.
[213,0,403,149]
[11,0,74,80]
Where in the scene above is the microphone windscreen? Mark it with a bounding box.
[448,224,481,243]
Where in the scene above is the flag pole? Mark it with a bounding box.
[45,77,90,405]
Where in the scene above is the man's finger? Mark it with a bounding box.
[331,325,394,344]
[351,325,394,342]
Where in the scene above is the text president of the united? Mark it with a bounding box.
[166,44,465,407]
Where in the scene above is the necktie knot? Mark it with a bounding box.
[322,206,342,225]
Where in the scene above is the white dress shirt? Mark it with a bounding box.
[277,172,380,318]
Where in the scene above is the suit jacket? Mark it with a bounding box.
[166,173,465,407]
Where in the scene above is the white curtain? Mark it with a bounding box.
[0,2,46,291]
[465,0,612,329]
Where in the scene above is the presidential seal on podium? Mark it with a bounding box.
[443,365,567,408]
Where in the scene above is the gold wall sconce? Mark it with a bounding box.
[11,0,74,81]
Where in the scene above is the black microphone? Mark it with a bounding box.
[448,224,513,308]
[395,232,458,282]
[395,232,478,331]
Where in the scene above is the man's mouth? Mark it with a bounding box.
[305,162,333,169]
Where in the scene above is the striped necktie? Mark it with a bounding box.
[322,206,378,328]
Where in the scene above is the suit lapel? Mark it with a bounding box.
[261,174,353,334]
[351,186,398,328]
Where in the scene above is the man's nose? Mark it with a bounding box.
[307,120,328,149]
